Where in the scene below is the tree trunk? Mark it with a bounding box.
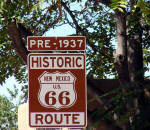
[126,1,147,129]
[114,10,129,84]
[114,0,146,129]
[114,9,130,130]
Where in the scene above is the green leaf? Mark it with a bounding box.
[119,4,127,8]
[118,7,124,12]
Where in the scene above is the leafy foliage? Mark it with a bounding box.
[0,95,17,130]
[110,0,127,12]
[0,0,149,129]
[137,0,150,25]
[0,0,117,84]
[0,0,63,84]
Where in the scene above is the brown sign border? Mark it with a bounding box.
[27,36,86,51]
[28,53,87,128]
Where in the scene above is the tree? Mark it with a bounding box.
[0,0,150,130]
[0,95,17,130]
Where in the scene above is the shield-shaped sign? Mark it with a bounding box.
[38,71,77,110]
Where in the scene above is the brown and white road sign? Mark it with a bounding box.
[28,53,87,128]
[27,36,85,51]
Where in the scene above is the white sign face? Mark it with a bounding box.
[38,71,77,109]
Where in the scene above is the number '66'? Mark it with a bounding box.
[45,91,70,106]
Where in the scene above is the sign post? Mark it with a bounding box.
[28,37,86,128]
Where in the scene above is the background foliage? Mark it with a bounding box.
[0,95,17,130]
[0,0,150,129]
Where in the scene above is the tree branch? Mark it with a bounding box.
[8,21,29,64]
[39,0,62,35]
[18,23,33,38]
[61,2,82,32]
[61,1,98,54]
[91,0,111,7]
[32,4,57,31]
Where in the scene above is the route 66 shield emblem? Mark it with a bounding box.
[38,71,77,110]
